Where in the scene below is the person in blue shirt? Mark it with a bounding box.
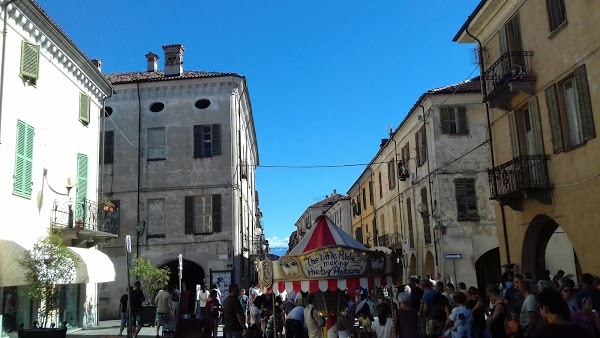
[285,297,306,338]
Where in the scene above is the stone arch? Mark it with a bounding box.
[423,251,435,277]
[158,259,206,294]
[521,215,580,280]
[409,254,417,277]
[475,247,501,291]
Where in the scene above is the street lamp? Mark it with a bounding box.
[135,221,145,257]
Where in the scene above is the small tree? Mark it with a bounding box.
[130,256,170,303]
[18,229,78,328]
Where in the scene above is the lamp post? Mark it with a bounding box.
[135,222,145,258]
[125,235,133,338]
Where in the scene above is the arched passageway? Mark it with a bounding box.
[475,247,501,291]
[521,215,580,280]
[423,251,435,278]
[159,259,206,295]
[409,254,417,277]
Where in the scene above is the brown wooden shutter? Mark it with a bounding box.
[574,64,596,140]
[466,179,478,220]
[193,125,203,158]
[455,179,467,221]
[211,124,221,156]
[406,198,414,248]
[415,133,420,165]
[440,107,450,134]
[184,196,194,234]
[104,131,114,164]
[545,84,564,152]
[421,126,427,164]
[458,106,468,134]
[212,194,222,232]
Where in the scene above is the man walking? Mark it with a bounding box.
[223,284,247,338]
[118,287,132,337]
[130,281,145,338]
[155,285,172,338]
[286,297,306,338]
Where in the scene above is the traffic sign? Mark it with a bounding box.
[445,253,462,260]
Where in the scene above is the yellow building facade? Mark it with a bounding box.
[455,0,600,278]
[348,168,377,248]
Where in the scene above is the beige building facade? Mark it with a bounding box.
[455,0,600,278]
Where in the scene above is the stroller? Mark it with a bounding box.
[161,314,176,337]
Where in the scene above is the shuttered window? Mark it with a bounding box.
[368,182,374,205]
[455,178,479,221]
[75,153,88,221]
[13,120,34,198]
[546,0,567,33]
[378,172,383,198]
[440,106,468,134]
[20,41,39,83]
[406,198,414,248]
[147,198,166,237]
[387,160,396,190]
[415,126,427,167]
[184,194,222,234]
[193,124,221,158]
[546,64,595,152]
[355,226,364,244]
[147,127,166,160]
[421,187,431,244]
[79,92,90,125]
[101,131,114,164]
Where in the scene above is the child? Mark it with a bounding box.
[506,307,519,338]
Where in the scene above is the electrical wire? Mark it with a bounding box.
[107,113,139,151]
[554,172,600,189]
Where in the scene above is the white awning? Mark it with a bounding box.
[0,238,34,287]
[68,247,115,284]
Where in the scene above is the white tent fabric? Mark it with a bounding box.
[289,216,367,255]
[67,247,116,284]
[0,238,34,287]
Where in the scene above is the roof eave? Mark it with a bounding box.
[453,0,488,43]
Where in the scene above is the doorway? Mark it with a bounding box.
[475,248,501,291]
[159,259,206,296]
[423,251,435,278]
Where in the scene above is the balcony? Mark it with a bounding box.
[488,155,552,210]
[484,51,536,110]
[51,199,119,246]
[378,233,403,250]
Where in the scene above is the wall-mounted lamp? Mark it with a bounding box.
[43,168,77,196]
[416,202,428,218]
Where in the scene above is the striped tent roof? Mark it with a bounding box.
[289,215,367,255]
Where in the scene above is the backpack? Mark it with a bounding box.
[171,289,180,302]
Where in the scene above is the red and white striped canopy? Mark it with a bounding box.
[289,216,367,255]
[275,276,394,293]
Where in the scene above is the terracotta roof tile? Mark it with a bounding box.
[427,76,481,94]
[309,194,349,208]
[105,70,240,85]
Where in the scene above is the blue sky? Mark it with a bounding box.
[37,0,480,253]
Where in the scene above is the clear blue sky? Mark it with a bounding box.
[38,0,480,252]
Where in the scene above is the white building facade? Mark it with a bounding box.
[98,45,261,318]
[0,0,114,333]
[324,197,352,236]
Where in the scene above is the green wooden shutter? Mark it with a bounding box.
[75,154,88,221]
[528,96,545,155]
[458,106,468,134]
[193,125,203,158]
[79,92,90,125]
[211,124,221,156]
[574,64,596,141]
[508,111,520,158]
[20,41,40,81]
[440,107,450,134]
[184,196,194,234]
[13,120,34,198]
[212,194,222,233]
[545,84,564,152]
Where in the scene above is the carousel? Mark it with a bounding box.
[257,215,395,338]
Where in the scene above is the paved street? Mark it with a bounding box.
[66,320,223,338]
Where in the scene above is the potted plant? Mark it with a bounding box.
[130,256,170,326]
[99,200,115,213]
[74,220,84,229]
[17,229,78,338]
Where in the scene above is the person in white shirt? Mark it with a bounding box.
[197,284,210,319]
[371,303,393,338]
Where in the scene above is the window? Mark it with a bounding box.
[421,187,431,244]
[509,97,544,157]
[147,198,166,237]
[546,0,567,33]
[99,200,120,234]
[368,182,374,206]
[150,102,165,112]
[387,160,396,190]
[101,131,114,164]
[455,178,479,221]
[380,214,385,234]
[195,99,211,109]
[20,41,39,83]
[440,106,468,134]
[362,188,367,209]
[392,206,398,232]
[79,92,90,125]
[184,194,222,234]
[378,172,383,198]
[147,127,166,160]
[13,120,34,198]
[545,64,595,152]
[406,198,414,248]
[415,126,427,167]
[193,124,221,158]
[75,153,88,221]
[352,199,361,217]
[355,226,364,244]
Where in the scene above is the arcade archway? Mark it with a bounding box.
[159,259,206,294]
[424,251,435,278]
[409,254,417,277]
[475,247,501,291]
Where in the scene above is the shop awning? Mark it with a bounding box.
[275,276,395,293]
[0,238,34,287]
[68,247,115,283]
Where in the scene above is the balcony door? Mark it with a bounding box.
[510,97,545,185]
[499,14,524,72]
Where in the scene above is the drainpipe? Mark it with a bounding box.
[136,83,142,258]
[0,0,16,144]
[367,167,377,247]
[465,27,511,266]
[420,104,439,270]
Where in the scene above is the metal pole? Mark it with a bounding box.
[178,254,183,293]
[453,260,457,287]
[125,235,133,338]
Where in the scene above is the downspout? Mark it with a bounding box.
[465,27,511,266]
[392,138,406,279]
[420,104,439,269]
[0,0,16,144]
[99,90,113,202]
[238,84,244,284]
[136,83,142,258]
[367,167,377,247]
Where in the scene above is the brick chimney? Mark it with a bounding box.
[91,59,102,72]
[145,52,159,72]
[162,44,184,77]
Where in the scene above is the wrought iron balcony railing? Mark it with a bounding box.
[378,233,403,250]
[51,199,119,235]
[484,51,536,109]
[488,155,551,200]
